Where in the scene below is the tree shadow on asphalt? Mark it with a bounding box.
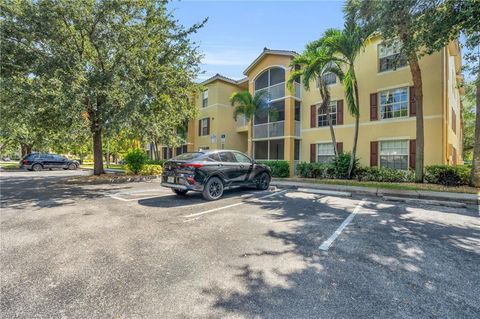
[0,175,128,210]
[202,193,480,319]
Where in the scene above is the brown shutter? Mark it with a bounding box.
[337,100,344,125]
[198,119,202,136]
[409,139,416,169]
[452,146,457,164]
[370,93,378,121]
[310,105,317,128]
[370,141,378,166]
[310,144,316,163]
[336,142,343,154]
[409,86,416,117]
[206,117,210,135]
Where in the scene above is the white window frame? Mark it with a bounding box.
[202,89,208,108]
[378,41,407,73]
[317,101,337,127]
[380,87,409,120]
[317,143,335,163]
[379,140,409,170]
[200,118,208,136]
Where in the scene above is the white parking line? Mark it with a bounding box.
[183,190,287,219]
[319,198,367,251]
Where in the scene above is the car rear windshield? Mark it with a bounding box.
[172,152,204,161]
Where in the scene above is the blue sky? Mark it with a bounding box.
[168,0,345,81]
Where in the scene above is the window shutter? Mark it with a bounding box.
[310,144,316,163]
[409,86,416,117]
[310,105,316,128]
[452,146,457,164]
[370,93,378,121]
[336,142,343,154]
[409,139,416,169]
[337,100,344,125]
[370,141,378,166]
[206,118,210,135]
[198,120,202,136]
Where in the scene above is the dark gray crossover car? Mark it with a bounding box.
[161,150,272,200]
[20,153,79,171]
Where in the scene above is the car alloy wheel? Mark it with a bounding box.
[68,163,76,170]
[257,172,270,190]
[203,177,224,200]
[32,164,42,171]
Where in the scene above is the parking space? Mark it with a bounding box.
[1,170,479,318]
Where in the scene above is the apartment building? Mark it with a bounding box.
[157,35,463,177]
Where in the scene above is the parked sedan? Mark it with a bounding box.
[20,153,79,171]
[161,150,272,200]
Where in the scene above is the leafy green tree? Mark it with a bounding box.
[462,83,477,161]
[310,17,371,178]
[230,90,268,158]
[347,0,478,183]
[1,0,205,175]
[288,45,344,158]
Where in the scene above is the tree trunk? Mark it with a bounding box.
[409,54,424,183]
[20,143,32,157]
[470,82,480,187]
[347,76,360,178]
[250,118,254,158]
[327,112,338,157]
[92,127,104,175]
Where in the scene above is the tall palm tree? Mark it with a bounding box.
[318,19,370,178]
[230,90,268,158]
[287,46,344,158]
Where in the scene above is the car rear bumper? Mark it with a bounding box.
[161,175,204,192]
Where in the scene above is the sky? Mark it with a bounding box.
[167,0,345,81]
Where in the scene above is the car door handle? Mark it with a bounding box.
[240,165,244,168]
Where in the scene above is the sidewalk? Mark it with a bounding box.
[271,178,479,205]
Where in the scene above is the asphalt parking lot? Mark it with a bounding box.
[1,170,479,319]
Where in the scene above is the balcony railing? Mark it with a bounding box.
[253,121,285,139]
[294,82,301,99]
[254,82,285,101]
[236,115,247,128]
[295,120,301,137]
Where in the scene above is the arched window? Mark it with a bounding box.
[254,67,285,100]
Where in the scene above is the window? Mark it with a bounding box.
[269,139,284,160]
[208,153,221,162]
[200,118,209,136]
[254,100,285,124]
[317,143,335,163]
[163,147,173,160]
[254,67,285,100]
[380,87,408,119]
[378,42,407,72]
[176,145,188,156]
[320,72,336,86]
[318,101,337,127]
[219,152,236,163]
[202,90,208,107]
[380,140,408,170]
[233,152,251,163]
[253,139,284,160]
[452,109,456,134]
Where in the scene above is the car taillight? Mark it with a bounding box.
[181,163,204,168]
[22,160,29,164]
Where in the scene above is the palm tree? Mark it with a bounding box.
[287,46,344,157]
[318,18,370,178]
[230,90,268,158]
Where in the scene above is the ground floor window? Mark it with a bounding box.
[176,145,188,156]
[163,147,173,160]
[294,139,300,161]
[317,143,335,163]
[380,140,408,170]
[254,139,284,160]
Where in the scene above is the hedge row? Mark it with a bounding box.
[256,160,290,178]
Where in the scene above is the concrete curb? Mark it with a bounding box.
[271,179,479,205]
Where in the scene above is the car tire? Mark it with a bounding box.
[173,189,188,196]
[68,163,77,170]
[256,172,271,190]
[32,163,43,171]
[202,176,224,201]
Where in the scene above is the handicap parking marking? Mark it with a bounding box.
[319,198,367,251]
[182,189,288,220]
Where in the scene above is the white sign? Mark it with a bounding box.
[220,133,226,143]
[211,133,217,144]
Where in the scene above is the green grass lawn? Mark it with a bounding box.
[0,162,20,169]
[80,164,125,170]
[277,177,479,194]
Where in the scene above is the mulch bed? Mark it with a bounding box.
[64,174,160,185]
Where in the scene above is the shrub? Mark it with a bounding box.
[140,164,163,176]
[123,149,148,174]
[425,165,470,186]
[297,162,336,179]
[256,160,290,178]
[332,152,358,179]
[355,166,415,183]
